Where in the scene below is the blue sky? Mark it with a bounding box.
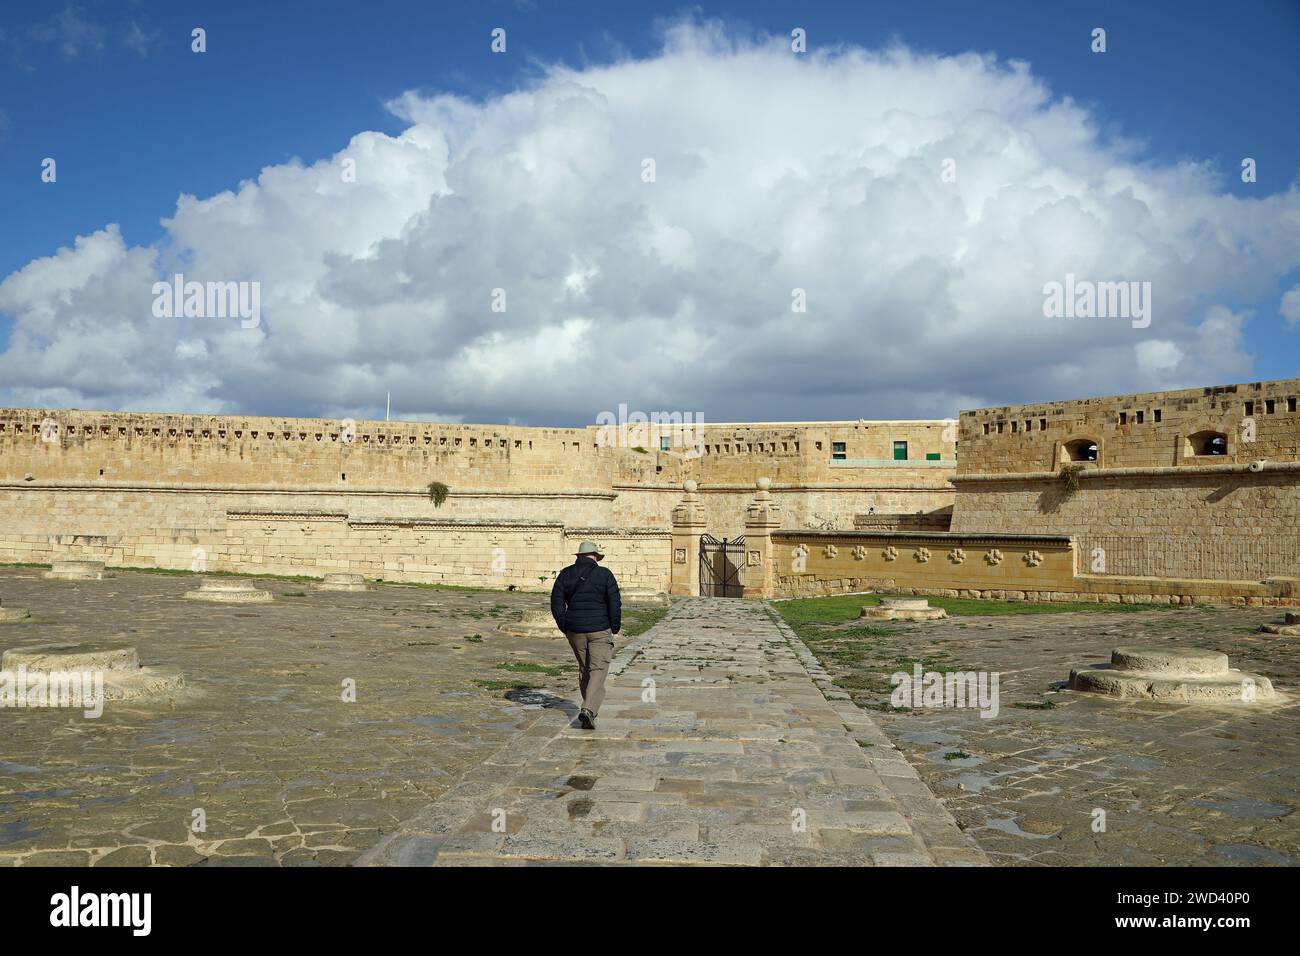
[0,0,1296,422]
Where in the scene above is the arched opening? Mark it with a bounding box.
[1187,430,1228,456]
[1063,438,1099,462]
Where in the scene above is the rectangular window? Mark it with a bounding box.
[1266,399,1276,414]
[660,436,671,451]
[1119,412,1127,425]
[893,441,908,461]
[1245,401,1254,416]
[832,441,846,453]
[1154,409,1161,422]
[1136,410,1144,424]
[832,452,847,461]
[1040,418,1047,430]
[926,452,941,461]
[983,423,990,435]
[1290,398,1297,413]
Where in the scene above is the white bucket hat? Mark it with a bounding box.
[575,541,604,559]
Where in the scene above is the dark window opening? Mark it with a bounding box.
[1188,431,1228,456]
[1064,439,1098,462]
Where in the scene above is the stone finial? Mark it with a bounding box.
[756,476,771,492]
[683,479,698,494]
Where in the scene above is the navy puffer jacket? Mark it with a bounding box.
[551,558,621,634]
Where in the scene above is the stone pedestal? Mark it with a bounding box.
[623,588,671,608]
[1261,610,1300,635]
[1069,646,1277,702]
[0,642,185,702]
[0,601,31,623]
[317,573,370,592]
[43,559,107,581]
[185,578,273,603]
[499,609,563,638]
[743,477,783,599]
[862,598,948,621]
[669,480,708,597]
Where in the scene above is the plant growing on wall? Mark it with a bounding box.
[1058,463,1085,496]
[427,481,450,507]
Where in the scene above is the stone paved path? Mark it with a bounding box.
[359,598,986,866]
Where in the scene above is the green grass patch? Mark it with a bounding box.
[944,751,973,761]
[621,606,669,638]
[464,634,483,644]
[472,679,539,691]
[1014,700,1058,710]
[496,662,565,676]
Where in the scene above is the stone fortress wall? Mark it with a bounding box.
[0,407,955,588]
[2,377,1294,601]
[949,378,1300,581]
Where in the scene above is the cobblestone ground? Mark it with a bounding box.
[787,601,1299,866]
[360,598,985,866]
[0,566,664,866]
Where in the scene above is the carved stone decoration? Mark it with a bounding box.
[883,546,899,562]
[914,547,931,563]
[948,548,966,565]
[985,549,1004,566]
[674,548,687,564]
[823,545,838,559]
[747,550,761,567]
[1024,550,1044,568]
[852,545,867,560]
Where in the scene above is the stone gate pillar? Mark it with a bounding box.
[743,477,783,598]
[670,480,707,596]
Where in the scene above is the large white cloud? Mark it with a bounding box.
[2,20,1298,424]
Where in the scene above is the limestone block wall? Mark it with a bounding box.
[957,377,1300,475]
[612,483,955,537]
[0,484,669,591]
[0,409,956,535]
[771,531,1077,599]
[769,530,1299,606]
[950,466,1300,579]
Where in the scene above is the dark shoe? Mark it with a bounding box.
[577,709,595,730]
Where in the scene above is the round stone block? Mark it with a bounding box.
[1069,644,1277,703]
[1111,646,1229,676]
[1069,667,1275,702]
[2,642,139,672]
[185,578,273,603]
[0,604,31,623]
[317,573,370,592]
[499,609,563,639]
[623,588,670,608]
[861,598,948,621]
[0,642,186,702]
[42,559,107,581]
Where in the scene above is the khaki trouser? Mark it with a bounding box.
[565,629,614,717]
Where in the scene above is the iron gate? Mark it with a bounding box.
[700,534,745,597]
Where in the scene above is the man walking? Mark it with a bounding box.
[551,541,620,730]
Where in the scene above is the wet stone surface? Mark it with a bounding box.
[0,567,639,867]
[796,604,1299,866]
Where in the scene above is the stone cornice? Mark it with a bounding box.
[772,530,1074,545]
[0,480,615,498]
[951,461,1300,483]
